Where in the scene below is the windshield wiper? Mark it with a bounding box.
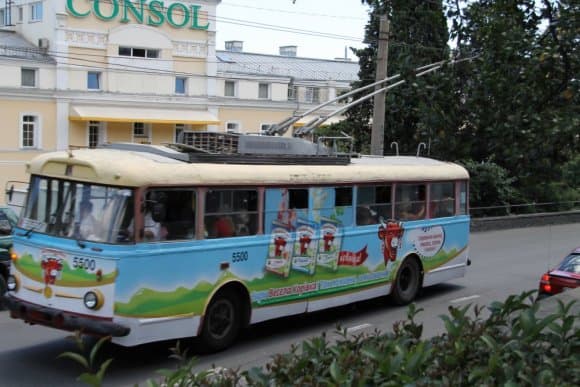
[18,223,40,238]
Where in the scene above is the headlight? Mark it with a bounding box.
[83,290,104,310]
[7,275,19,291]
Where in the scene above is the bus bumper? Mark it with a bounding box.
[2,295,130,337]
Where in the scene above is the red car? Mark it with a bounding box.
[538,247,580,297]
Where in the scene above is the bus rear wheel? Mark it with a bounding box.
[391,258,421,305]
[200,290,241,352]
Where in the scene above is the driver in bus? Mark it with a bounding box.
[70,200,98,240]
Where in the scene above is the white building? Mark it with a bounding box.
[0,0,359,202]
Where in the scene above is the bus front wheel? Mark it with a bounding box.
[391,258,421,305]
[200,290,241,352]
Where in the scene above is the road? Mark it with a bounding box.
[0,223,578,386]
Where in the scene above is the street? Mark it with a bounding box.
[0,223,578,387]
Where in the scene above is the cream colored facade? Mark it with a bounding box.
[0,0,358,203]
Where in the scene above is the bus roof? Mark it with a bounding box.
[27,147,469,187]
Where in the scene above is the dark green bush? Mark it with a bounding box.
[150,291,579,386]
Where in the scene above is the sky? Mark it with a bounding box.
[215,0,371,60]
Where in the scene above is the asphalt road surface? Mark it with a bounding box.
[0,223,578,387]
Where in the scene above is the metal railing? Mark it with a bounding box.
[470,201,580,218]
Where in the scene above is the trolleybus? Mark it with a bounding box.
[3,134,470,351]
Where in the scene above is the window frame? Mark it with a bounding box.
[87,121,105,149]
[225,121,241,133]
[175,76,187,94]
[224,80,236,97]
[118,46,160,58]
[287,85,297,101]
[132,122,151,142]
[20,114,41,149]
[30,2,43,22]
[21,67,37,88]
[87,71,101,90]
[258,82,270,99]
[305,87,320,103]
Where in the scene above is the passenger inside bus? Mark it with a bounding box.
[356,206,378,225]
[70,200,98,240]
[212,204,235,238]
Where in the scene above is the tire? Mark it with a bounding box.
[199,290,241,352]
[391,258,421,305]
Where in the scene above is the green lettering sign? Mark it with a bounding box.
[66,0,90,17]
[93,0,119,21]
[147,1,164,27]
[121,0,145,24]
[166,3,189,28]
[65,0,210,30]
[191,5,209,30]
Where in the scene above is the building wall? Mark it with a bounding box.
[0,0,357,205]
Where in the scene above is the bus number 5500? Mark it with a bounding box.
[232,251,248,262]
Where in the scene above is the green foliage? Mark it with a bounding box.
[345,0,579,210]
[148,291,579,386]
[461,158,520,215]
[145,341,242,387]
[57,332,113,387]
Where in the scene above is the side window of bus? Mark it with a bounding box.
[137,189,196,242]
[430,182,455,218]
[458,181,468,215]
[205,189,258,238]
[335,187,353,226]
[356,185,391,225]
[395,184,426,221]
[263,188,308,233]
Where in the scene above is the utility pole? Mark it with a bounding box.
[371,16,389,155]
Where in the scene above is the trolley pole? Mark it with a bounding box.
[371,16,389,156]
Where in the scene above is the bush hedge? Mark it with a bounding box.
[147,291,578,386]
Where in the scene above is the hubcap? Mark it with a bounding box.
[207,299,234,339]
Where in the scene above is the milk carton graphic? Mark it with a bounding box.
[316,218,342,271]
[291,219,317,275]
[265,222,293,277]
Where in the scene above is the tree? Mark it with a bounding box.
[447,0,579,204]
[347,0,452,156]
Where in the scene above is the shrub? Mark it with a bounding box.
[149,291,579,386]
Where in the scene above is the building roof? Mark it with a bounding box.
[0,30,54,63]
[216,50,359,83]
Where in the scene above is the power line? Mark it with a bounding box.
[220,2,366,21]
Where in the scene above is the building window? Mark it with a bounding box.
[133,122,151,142]
[224,80,236,97]
[87,121,102,148]
[288,85,297,101]
[118,46,159,58]
[260,123,273,135]
[305,87,320,103]
[87,71,101,90]
[17,7,23,23]
[30,2,43,22]
[174,123,193,143]
[175,77,187,94]
[0,8,5,26]
[258,83,269,99]
[21,68,37,87]
[226,122,240,133]
[21,115,38,148]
